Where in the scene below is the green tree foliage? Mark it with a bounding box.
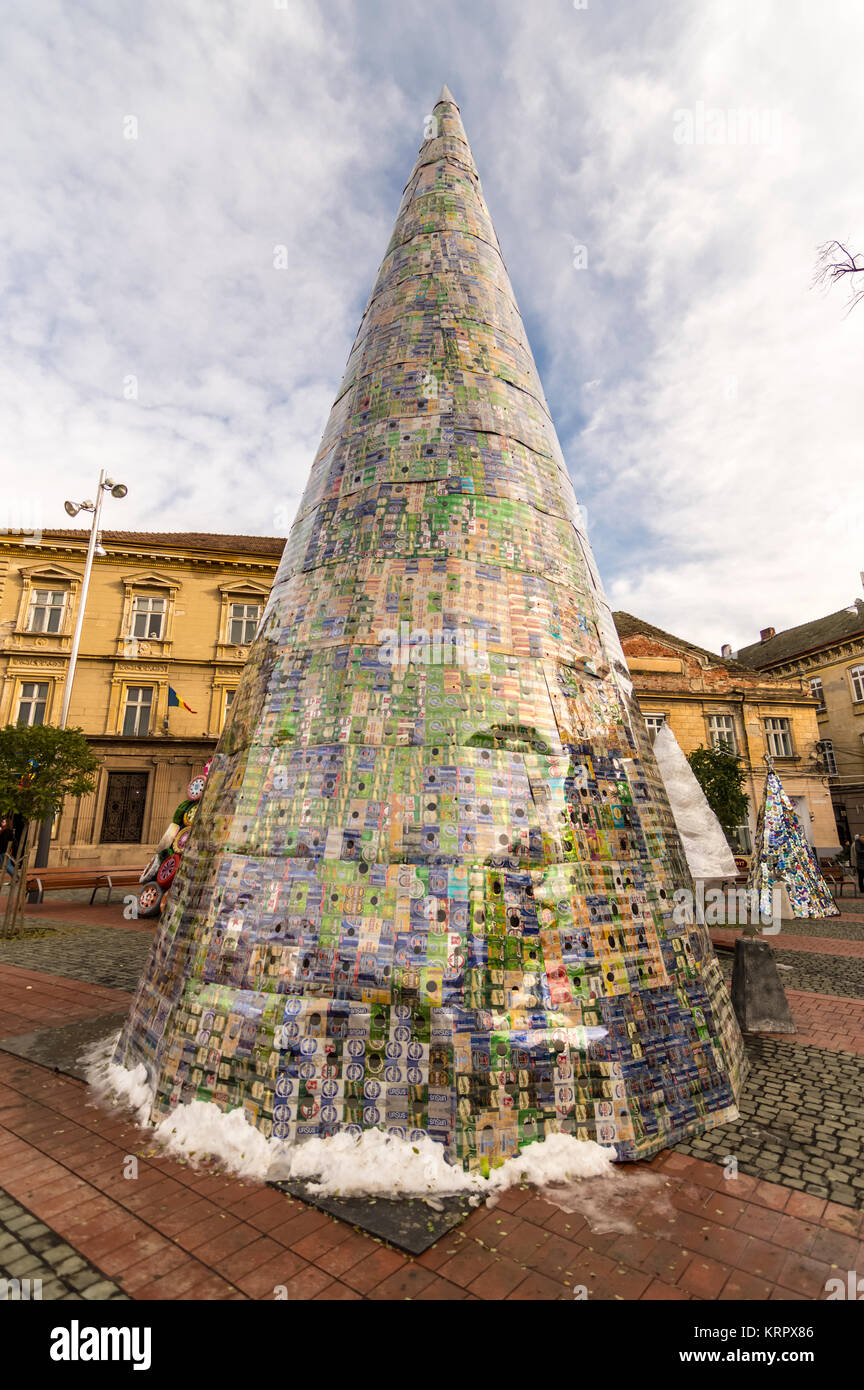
[0,724,99,821]
[0,725,99,938]
[686,743,750,838]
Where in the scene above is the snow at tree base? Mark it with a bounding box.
[652,724,738,882]
[749,767,839,920]
[113,87,746,1174]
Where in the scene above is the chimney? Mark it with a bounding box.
[721,643,732,658]
[760,627,775,643]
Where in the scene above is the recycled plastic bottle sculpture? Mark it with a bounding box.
[749,764,839,920]
[115,87,746,1169]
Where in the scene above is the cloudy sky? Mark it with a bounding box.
[2,0,862,654]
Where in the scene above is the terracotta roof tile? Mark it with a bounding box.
[38,529,286,557]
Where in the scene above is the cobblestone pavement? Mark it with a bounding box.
[753,949,864,999]
[777,917,864,941]
[715,945,864,1000]
[675,1034,864,1208]
[0,1185,127,1300]
[0,926,153,992]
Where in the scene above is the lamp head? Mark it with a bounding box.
[64,501,80,517]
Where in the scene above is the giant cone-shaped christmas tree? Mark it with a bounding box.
[116,89,745,1167]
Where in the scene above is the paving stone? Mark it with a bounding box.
[0,924,152,992]
[0,1184,128,1302]
[67,1269,104,1291]
[81,1281,126,1300]
[3,1253,43,1277]
[675,1034,864,1210]
[43,1244,76,1265]
[717,944,864,1000]
[771,919,864,943]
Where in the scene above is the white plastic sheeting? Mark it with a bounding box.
[652,723,738,881]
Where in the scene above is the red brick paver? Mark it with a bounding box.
[780,989,864,1055]
[1,909,863,1300]
[0,964,132,1036]
[2,1046,858,1301]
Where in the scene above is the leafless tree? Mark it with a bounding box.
[813,240,864,315]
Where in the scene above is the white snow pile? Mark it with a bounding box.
[154,1100,274,1182]
[82,1032,152,1128]
[83,1036,617,1197]
[272,1127,616,1197]
[652,722,738,881]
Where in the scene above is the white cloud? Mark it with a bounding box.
[0,0,861,654]
[474,1,864,652]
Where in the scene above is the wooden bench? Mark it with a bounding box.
[25,865,145,905]
[821,863,855,897]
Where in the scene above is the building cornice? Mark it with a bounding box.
[0,537,281,576]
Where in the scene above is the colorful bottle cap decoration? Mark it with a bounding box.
[114,89,746,1170]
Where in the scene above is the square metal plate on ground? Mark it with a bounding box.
[269,1179,474,1254]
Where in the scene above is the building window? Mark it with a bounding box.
[821,740,838,775]
[765,717,793,758]
[222,688,236,728]
[809,677,826,712]
[122,686,153,737]
[729,821,752,855]
[228,603,260,646]
[130,595,165,639]
[17,682,48,726]
[850,665,864,704]
[708,714,737,752]
[644,714,666,743]
[27,589,66,634]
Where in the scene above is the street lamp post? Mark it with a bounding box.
[32,471,128,872]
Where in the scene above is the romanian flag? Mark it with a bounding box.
[168,686,197,714]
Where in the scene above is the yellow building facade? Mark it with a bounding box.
[737,599,864,844]
[0,531,840,868]
[0,529,284,866]
[614,612,839,859]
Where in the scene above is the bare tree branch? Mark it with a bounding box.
[813,239,864,315]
